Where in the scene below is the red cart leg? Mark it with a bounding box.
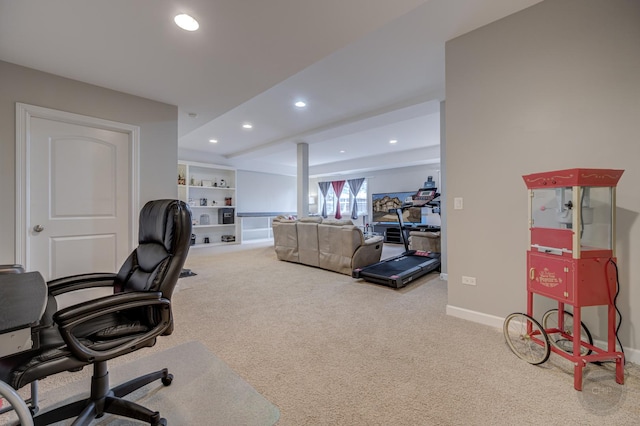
[557,301,565,331]
[573,308,583,362]
[609,302,624,385]
[574,360,584,391]
[573,307,584,391]
[616,354,625,385]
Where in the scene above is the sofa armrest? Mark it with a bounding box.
[352,236,384,270]
[273,219,299,262]
[362,235,383,246]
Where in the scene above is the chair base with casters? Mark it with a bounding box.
[33,361,172,426]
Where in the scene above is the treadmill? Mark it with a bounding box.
[352,202,441,288]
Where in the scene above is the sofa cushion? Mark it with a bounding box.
[296,221,320,266]
[298,216,323,223]
[321,218,353,226]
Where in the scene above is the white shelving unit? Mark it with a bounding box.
[178,161,239,248]
[240,216,275,242]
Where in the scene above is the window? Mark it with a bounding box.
[322,180,368,218]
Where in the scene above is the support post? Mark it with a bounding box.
[297,143,309,218]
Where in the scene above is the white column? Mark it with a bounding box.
[297,142,309,217]
[439,100,447,276]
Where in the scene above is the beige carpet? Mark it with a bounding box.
[9,242,640,425]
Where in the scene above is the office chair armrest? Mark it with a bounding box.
[47,273,117,296]
[53,292,171,362]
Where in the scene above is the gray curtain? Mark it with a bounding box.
[348,178,365,219]
[318,182,331,218]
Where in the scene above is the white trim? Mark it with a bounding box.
[439,272,448,281]
[179,159,236,171]
[446,304,640,365]
[446,304,505,329]
[15,103,140,268]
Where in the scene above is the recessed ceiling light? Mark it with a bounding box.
[242,123,253,129]
[389,139,398,144]
[340,150,345,153]
[174,14,199,31]
[209,139,218,143]
[294,101,307,108]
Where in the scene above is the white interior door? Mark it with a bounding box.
[16,104,139,280]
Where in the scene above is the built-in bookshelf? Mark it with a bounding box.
[178,161,239,248]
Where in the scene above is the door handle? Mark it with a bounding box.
[33,224,44,233]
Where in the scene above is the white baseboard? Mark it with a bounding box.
[446,304,640,365]
[440,273,448,281]
[446,304,505,329]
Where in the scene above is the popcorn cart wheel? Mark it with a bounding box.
[541,309,593,356]
[503,313,550,365]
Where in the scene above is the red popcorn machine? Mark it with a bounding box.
[504,168,625,390]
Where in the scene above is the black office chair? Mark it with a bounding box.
[0,199,192,426]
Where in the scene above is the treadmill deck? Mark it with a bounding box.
[353,251,441,288]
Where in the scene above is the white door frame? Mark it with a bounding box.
[15,103,140,268]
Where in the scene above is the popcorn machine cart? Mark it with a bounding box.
[503,168,625,391]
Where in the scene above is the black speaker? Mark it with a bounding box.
[218,208,234,224]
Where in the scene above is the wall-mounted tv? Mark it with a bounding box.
[371,191,422,225]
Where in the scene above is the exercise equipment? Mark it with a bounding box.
[353,203,440,288]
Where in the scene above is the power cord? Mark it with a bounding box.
[594,258,625,365]
[609,258,625,363]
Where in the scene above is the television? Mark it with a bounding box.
[371,191,422,225]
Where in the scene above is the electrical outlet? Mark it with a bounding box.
[462,276,476,286]
[454,197,463,210]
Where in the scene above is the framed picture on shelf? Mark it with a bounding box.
[202,180,213,187]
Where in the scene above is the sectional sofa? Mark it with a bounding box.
[272,216,384,275]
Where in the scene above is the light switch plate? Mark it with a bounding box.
[454,197,463,210]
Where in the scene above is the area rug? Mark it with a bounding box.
[33,341,280,425]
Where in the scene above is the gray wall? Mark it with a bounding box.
[445,0,640,357]
[0,60,178,264]
[236,170,297,214]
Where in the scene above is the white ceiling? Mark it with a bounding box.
[0,0,542,177]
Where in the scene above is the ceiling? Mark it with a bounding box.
[0,0,542,177]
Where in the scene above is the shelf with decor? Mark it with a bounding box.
[178,161,239,247]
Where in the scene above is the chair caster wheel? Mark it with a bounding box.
[161,373,173,386]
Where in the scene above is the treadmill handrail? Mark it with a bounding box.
[391,206,410,251]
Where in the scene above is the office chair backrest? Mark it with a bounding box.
[114,200,192,300]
